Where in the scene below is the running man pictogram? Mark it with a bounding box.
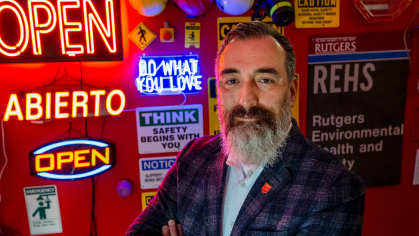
[138,26,146,43]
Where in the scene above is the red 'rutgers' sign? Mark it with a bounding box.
[0,0,122,63]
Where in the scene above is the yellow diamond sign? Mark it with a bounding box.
[129,22,156,50]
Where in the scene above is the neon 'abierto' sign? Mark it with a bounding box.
[0,0,122,63]
[3,89,126,121]
[135,54,203,96]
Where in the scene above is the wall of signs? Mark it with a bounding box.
[0,1,418,236]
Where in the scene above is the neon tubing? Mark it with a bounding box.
[34,140,108,154]
[37,165,111,179]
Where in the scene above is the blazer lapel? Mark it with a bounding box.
[231,120,305,235]
[202,151,228,235]
[231,160,292,236]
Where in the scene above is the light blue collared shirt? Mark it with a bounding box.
[222,161,264,236]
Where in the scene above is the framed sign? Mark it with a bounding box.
[306,32,409,187]
[135,104,204,154]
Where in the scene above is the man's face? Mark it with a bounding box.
[217,36,297,130]
[216,36,297,167]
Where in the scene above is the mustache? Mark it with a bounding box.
[226,105,276,129]
[229,105,271,118]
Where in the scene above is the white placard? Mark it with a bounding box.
[135,104,203,154]
[24,185,63,235]
[140,156,176,189]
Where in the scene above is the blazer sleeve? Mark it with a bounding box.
[125,161,179,236]
[125,139,198,236]
[296,173,365,236]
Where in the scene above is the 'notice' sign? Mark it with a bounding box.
[140,156,176,189]
[135,104,203,154]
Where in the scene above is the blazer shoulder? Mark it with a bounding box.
[176,135,222,167]
[300,138,365,202]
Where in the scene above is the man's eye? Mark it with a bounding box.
[260,78,273,83]
[226,79,237,85]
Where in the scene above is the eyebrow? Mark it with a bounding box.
[220,68,239,77]
[255,67,279,75]
[220,67,279,77]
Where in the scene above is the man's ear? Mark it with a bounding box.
[289,76,298,107]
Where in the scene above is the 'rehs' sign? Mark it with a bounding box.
[0,0,122,63]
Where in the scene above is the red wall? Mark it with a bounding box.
[1,0,419,235]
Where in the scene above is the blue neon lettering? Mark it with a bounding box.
[173,60,182,75]
[162,61,173,76]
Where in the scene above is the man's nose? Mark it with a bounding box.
[239,80,258,108]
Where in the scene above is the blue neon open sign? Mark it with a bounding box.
[135,54,203,96]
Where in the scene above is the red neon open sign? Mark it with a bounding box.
[0,0,122,63]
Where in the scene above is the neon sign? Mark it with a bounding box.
[135,54,203,96]
[3,89,126,121]
[0,0,122,63]
[29,138,115,180]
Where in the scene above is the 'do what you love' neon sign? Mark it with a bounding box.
[136,54,203,96]
[0,0,122,63]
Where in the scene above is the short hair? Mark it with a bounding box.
[215,21,296,83]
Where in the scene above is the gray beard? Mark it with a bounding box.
[218,95,293,168]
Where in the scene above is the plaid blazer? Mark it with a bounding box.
[126,120,365,236]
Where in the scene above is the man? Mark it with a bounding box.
[126,22,365,236]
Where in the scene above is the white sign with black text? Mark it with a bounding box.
[140,156,176,189]
[135,104,203,154]
[24,185,62,235]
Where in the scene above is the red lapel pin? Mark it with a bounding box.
[261,183,271,193]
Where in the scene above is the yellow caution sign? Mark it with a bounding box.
[217,17,284,49]
[185,22,200,48]
[208,78,220,136]
[129,22,156,50]
[207,75,299,135]
[294,0,339,28]
[141,191,157,211]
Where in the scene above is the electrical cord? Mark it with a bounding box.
[0,120,8,204]
[88,110,108,236]
[123,82,188,113]
[403,2,419,96]
[90,177,97,236]
[404,2,419,66]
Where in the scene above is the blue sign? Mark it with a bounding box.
[135,54,203,96]
[141,158,175,170]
